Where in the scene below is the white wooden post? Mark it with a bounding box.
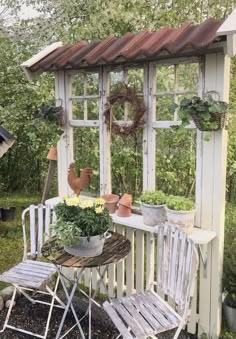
[99,67,111,194]
[196,53,230,338]
[143,62,156,191]
[55,71,74,196]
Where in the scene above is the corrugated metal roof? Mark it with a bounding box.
[29,18,224,72]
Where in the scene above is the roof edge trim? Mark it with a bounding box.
[21,41,63,80]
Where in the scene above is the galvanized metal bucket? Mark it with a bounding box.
[166,208,195,235]
[141,203,166,226]
[64,232,111,257]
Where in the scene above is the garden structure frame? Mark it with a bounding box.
[21,9,236,339]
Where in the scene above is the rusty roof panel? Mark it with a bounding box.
[29,18,224,72]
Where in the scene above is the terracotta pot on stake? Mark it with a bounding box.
[101,194,119,214]
[117,194,132,217]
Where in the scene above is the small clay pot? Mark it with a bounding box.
[117,193,132,217]
[47,147,57,161]
[119,193,132,207]
[102,194,119,214]
[117,203,132,217]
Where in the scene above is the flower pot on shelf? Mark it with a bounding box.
[223,296,236,332]
[1,207,16,221]
[141,204,166,226]
[64,232,110,257]
[101,194,119,214]
[166,208,195,235]
[165,195,195,235]
[140,191,166,226]
[117,194,132,217]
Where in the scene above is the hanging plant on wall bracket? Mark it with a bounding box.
[170,92,228,132]
[104,83,146,136]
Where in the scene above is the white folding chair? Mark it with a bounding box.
[103,223,199,339]
[0,204,65,339]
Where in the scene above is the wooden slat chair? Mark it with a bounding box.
[0,204,64,339]
[103,223,199,339]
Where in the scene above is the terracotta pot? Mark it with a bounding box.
[117,194,132,217]
[101,194,119,214]
[117,203,132,217]
[119,193,132,208]
[47,147,57,161]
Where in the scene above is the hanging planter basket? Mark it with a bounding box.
[190,111,228,131]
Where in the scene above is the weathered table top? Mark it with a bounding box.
[42,232,131,268]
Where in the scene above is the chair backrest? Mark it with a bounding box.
[22,204,55,261]
[153,223,198,317]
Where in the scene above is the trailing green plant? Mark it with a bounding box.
[166,195,195,211]
[51,197,112,245]
[170,95,228,131]
[140,191,166,205]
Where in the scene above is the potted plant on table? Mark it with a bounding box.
[51,196,112,257]
[170,95,228,131]
[140,191,166,226]
[223,221,236,332]
[165,195,195,234]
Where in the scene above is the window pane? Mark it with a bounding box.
[156,129,196,196]
[156,96,174,120]
[111,131,143,199]
[71,72,99,96]
[127,68,144,93]
[72,99,99,120]
[177,63,198,92]
[156,65,175,93]
[73,128,99,195]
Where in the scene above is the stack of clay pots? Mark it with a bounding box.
[102,193,132,217]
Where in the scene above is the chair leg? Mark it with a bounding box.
[43,274,60,339]
[0,286,17,333]
[173,321,185,339]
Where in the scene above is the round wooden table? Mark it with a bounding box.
[42,232,131,339]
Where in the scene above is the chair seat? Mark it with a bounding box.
[103,290,182,339]
[0,260,57,289]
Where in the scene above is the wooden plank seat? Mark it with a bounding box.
[103,223,199,339]
[0,260,56,289]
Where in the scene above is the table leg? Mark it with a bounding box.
[88,268,92,339]
[55,269,85,339]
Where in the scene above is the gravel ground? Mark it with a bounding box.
[0,292,195,338]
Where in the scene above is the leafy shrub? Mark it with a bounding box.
[223,204,236,306]
[140,191,166,205]
[166,195,195,211]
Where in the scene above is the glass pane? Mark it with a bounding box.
[109,71,123,92]
[156,96,174,120]
[73,128,99,195]
[127,68,144,93]
[156,65,175,93]
[177,63,199,92]
[72,99,99,120]
[111,131,143,199]
[71,72,99,96]
[71,73,84,96]
[156,129,196,197]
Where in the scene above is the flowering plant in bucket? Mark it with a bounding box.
[52,197,112,247]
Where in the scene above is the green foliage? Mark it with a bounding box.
[140,191,166,205]
[223,204,236,304]
[166,195,195,211]
[220,331,236,339]
[170,95,228,130]
[52,197,112,245]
